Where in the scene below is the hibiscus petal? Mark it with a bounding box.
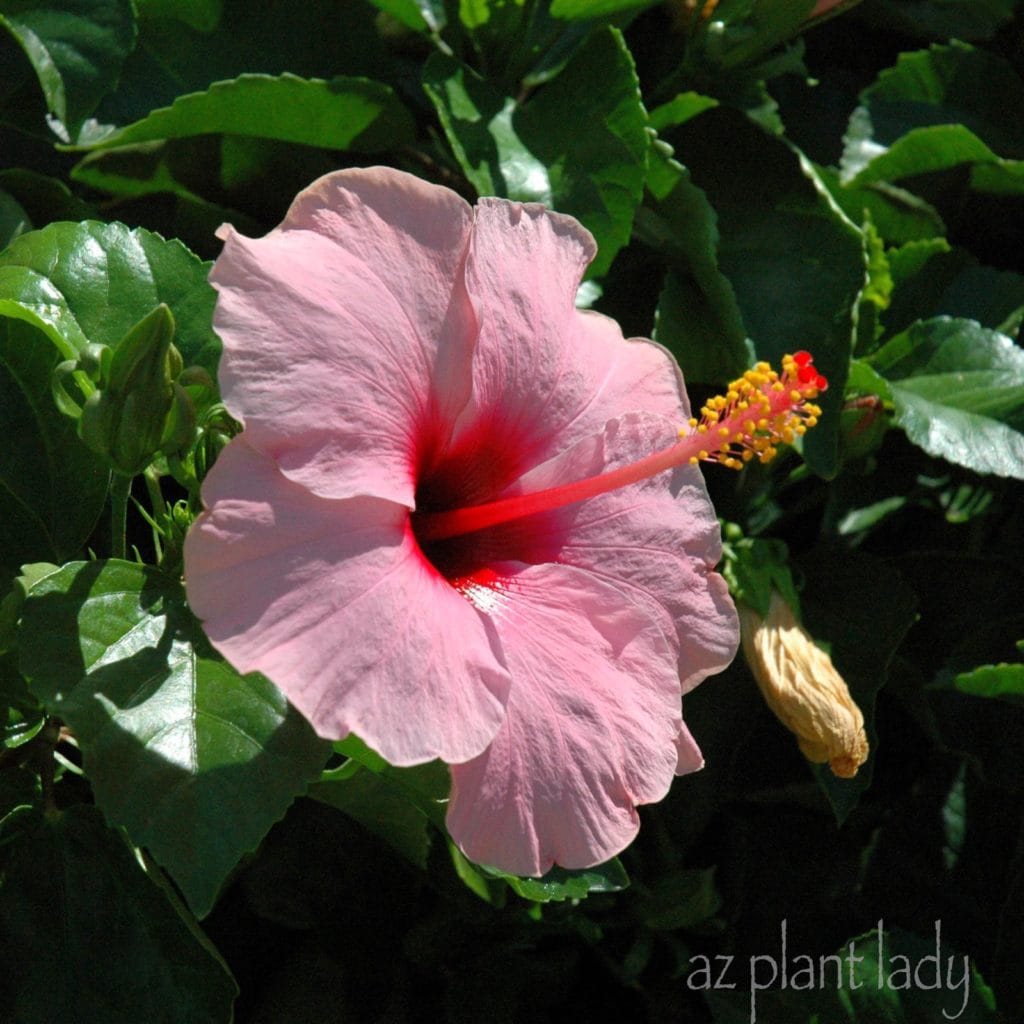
[447,563,681,877]
[674,716,705,775]
[503,412,740,692]
[210,167,476,506]
[460,202,687,471]
[184,438,510,765]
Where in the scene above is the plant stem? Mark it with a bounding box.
[143,466,167,562]
[110,473,132,560]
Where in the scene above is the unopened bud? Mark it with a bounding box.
[739,591,868,779]
[76,304,196,475]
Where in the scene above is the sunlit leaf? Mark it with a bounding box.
[424,26,649,276]
[18,559,330,917]
[69,72,415,154]
[0,220,218,372]
[870,317,1024,479]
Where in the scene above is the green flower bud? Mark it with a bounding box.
[78,343,112,384]
[74,304,198,475]
[107,304,178,395]
[79,390,120,457]
[161,382,198,455]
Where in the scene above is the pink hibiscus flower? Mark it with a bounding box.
[184,167,822,875]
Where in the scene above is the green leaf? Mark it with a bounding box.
[658,106,864,476]
[864,0,1016,43]
[636,867,721,931]
[870,317,1024,479]
[309,766,432,869]
[91,0,412,132]
[135,0,223,32]
[0,188,30,250]
[364,0,444,32]
[639,141,750,384]
[0,318,109,568]
[69,72,415,154]
[0,220,218,373]
[842,42,1024,190]
[0,804,237,1022]
[424,26,650,277]
[18,559,330,918]
[0,0,137,142]
[550,0,658,17]
[482,857,630,902]
[648,91,719,134]
[833,926,1000,1023]
[0,653,44,751]
[0,168,96,228]
[817,165,945,245]
[953,654,1024,706]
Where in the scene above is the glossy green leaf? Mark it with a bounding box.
[309,766,432,869]
[640,143,750,384]
[70,72,415,154]
[845,120,1024,192]
[697,0,815,72]
[843,42,1024,189]
[90,0,411,132]
[0,220,218,373]
[0,318,109,568]
[658,106,864,476]
[817,166,945,244]
[329,737,451,831]
[423,26,650,276]
[870,317,1024,479]
[0,804,237,1022]
[365,0,444,32]
[550,0,657,16]
[483,857,630,902]
[648,91,718,133]
[953,652,1024,706]
[18,559,330,917]
[0,0,137,142]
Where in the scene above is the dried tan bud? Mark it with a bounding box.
[739,592,868,779]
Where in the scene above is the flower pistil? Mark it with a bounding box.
[414,351,826,544]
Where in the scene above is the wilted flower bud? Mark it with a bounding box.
[739,591,869,779]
